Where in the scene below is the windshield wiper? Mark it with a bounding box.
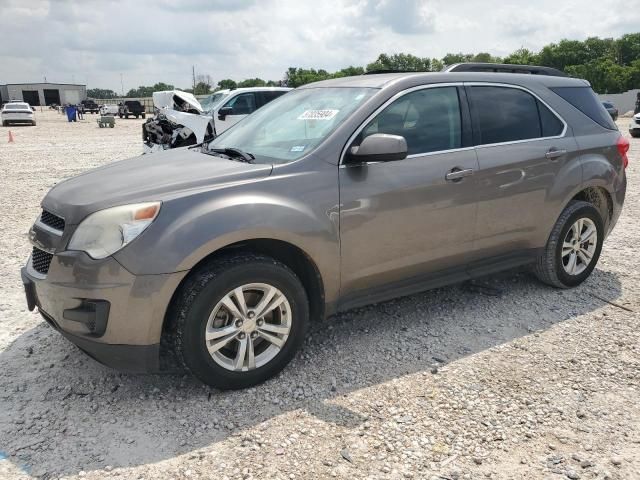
[207,147,255,163]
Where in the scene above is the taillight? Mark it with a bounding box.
[617,135,630,169]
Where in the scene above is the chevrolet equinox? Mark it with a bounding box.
[22,67,628,389]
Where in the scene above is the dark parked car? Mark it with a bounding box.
[80,99,100,114]
[119,100,146,119]
[602,101,618,121]
[22,65,627,389]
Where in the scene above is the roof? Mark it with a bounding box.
[2,82,86,87]
[298,71,589,90]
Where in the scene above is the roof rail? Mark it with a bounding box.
[363,69,418,75]
[442,62,567,77]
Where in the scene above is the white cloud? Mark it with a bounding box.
[0,0,638,91]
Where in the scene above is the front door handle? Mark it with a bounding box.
[445,168,474,182]
[545,148,567,160]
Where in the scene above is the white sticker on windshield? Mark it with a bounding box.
[290,145,306,152]
[298,109,339,121]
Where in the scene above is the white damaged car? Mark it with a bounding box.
[142,87,291,153]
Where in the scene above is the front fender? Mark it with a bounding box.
[114,189,340,301]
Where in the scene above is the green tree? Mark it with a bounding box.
[217,79,237,90]
[193,81,211,95]
[503,48,539,65]
[237,78,267,88]
[442,53,474,66]
[87,88,117,99]
[284,68,333,87]
[126,82,175,97]
[366,53,431,72]
[616,33,640,65]
[471,52,501,63]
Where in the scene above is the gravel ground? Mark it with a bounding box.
[0,110,638,480]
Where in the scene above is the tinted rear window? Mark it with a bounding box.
[551,87,617,130]
[468,86,541,145]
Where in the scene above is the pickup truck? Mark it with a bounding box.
[80,99,100,114]
[118,100,146,119]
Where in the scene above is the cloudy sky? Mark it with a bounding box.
[1,0,638,92]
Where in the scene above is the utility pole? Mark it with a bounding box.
[192,65,196,92]
[120,73,124,97]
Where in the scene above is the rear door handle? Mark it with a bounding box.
[445,168,474,182]
[545,148,567,160]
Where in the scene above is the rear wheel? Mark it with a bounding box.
[631,131,640,138]
[2,121,7,127]
[171,254,309,389]
[534,200,604,288]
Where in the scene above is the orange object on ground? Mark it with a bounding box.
[8,131,15,143]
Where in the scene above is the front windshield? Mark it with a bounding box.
[201,92,228,113]
[208,87,376,164]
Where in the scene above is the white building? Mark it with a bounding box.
[0,82,87,106]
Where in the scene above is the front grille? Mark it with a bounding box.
[32,247,53,275]
[40,210,65,231]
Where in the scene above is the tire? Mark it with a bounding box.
[171,253,309,389]
[631,131,640,138]
[142,113,146,119]
[534,200,604,288]
[125,114,129,119]
[2,121,7,127]
[135,114,139,119]
[109,124,114,128]
[119,114,123,119]
[32,121,36,126]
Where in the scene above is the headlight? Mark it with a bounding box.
[68,202,161,259]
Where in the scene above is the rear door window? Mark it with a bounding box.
[550,86,617,130]
[468,86,544,145]
[258,91,287,107]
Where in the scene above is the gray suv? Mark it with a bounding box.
[22,67,628,389]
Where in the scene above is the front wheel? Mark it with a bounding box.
[171,254,309,389]
[534,200,604,288]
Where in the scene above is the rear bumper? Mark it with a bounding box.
[2,113,34,123]
[21,251,187,373]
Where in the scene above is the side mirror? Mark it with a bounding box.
[218,106,233,120]
[345,133,408,164]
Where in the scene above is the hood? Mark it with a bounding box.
[161,109,212,143]
[153,90,203,113]
[42,149,272,224]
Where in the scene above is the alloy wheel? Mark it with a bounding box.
[204,283,292,371]
[561,217,597,276]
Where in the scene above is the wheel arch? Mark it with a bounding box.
[570,185,612,231]
[160,238,326,353]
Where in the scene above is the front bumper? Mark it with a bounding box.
[21,250,187,373]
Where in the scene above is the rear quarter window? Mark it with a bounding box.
[551,87,617,130]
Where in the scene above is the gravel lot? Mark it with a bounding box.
[0,110,638,480]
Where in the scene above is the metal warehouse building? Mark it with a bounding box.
[0,82,86,106]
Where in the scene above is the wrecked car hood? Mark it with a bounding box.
[42,149,272,224]
[153,90,203,113]
[160,109,212,143]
